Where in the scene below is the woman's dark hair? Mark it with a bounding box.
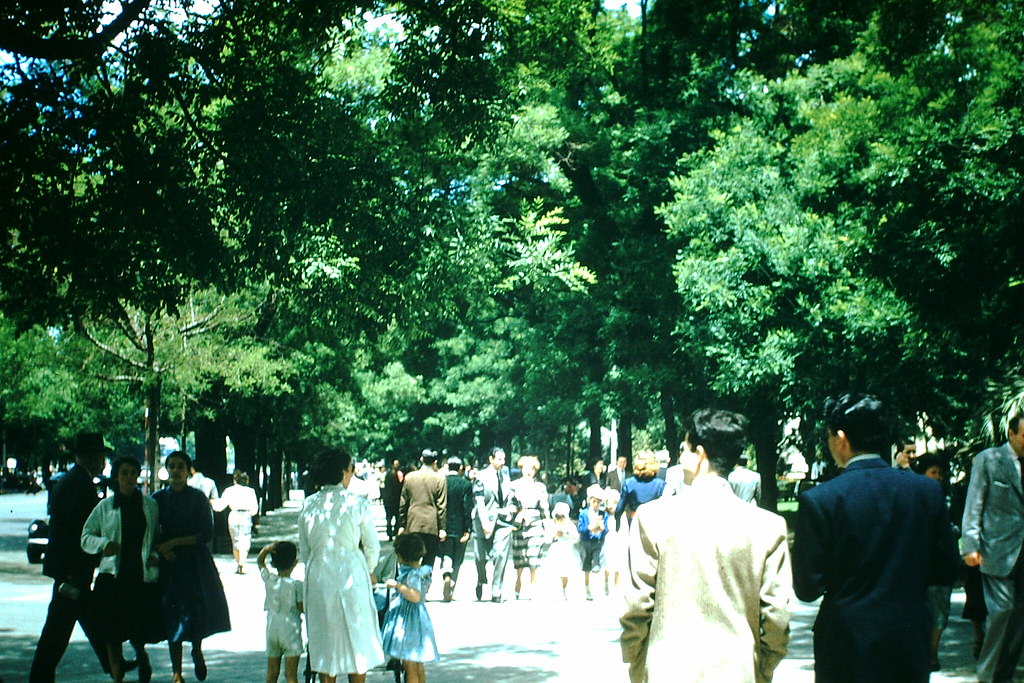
[165,450,192,470]
[913,452,946,476]
[233,470,250,486]
[111,456,141,478]
[271,541,298,571]
[311,448,353,486]
[394,533,426,565]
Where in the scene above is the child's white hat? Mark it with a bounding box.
[552,501,571,517]
[587,484,605,501]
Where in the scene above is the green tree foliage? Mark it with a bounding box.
[3,0,1022,510]
[661,2,1024,490]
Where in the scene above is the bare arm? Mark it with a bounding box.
[386,578,423,603]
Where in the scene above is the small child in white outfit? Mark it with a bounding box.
[257,541,304,683]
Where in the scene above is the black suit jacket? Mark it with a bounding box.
[444,473,474,538]
[793,457,959,683]
[43,464,101,584]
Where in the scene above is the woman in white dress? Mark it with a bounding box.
[214,470,259,574]
[299,450,384,683]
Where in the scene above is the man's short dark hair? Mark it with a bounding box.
[684,409,749,473]
[1009,413,1024,435]
[823,393,893,455]
[421,449,438,465]
[446,455,463,470]
[895,435,916,450]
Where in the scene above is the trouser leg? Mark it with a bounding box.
[439,537,454,577]
[384,506,397,537]
[490,526,513,601]
[416,533,440,570]
[980,568,1024,682]
[31,582,108,681]
[30,583,77,683]
[449,539,468,584]
[473,533,491,589]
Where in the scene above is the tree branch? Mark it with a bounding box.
[0,0,152,60]
[93,373,145,384]
[111,301,148,354]
[180,305,223,337]
[74,315,148,370]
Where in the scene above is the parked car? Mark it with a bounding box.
[27,518,48,564]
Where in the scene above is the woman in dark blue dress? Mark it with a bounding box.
[154,451,231,683]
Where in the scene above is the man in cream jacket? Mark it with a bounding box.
[620,409,791,683]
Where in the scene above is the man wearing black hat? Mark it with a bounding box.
[30,432,111,682]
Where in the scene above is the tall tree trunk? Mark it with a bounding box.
[230,423,257,477]
[565,422,574,477]
[587,404,602,463]
[617,412,633,467]
[143,375,161,493]
[195,417,227,485]
[748,413,779,512]
[660,387,678,454]
[266,445,283,511]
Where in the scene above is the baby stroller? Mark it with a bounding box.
[374,545,404,682]
[303,546,402,683]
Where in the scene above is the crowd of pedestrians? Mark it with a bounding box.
[26,393,1024,682]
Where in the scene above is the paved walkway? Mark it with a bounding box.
[0,495,996,682]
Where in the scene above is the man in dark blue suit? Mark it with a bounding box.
[440,455,474,601]
[30,432,111,682]
[792,394,959,683]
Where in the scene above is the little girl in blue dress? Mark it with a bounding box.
[381,534,438,683]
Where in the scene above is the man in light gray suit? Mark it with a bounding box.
[472,447,516,602]
[962,412,1024,683]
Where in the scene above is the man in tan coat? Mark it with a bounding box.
[620,409,791,683]
[398,449,447,570]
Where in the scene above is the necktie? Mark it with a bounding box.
[497,471,504,506]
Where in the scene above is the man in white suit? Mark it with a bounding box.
[962,412,1024,683]
[621,409,791,683]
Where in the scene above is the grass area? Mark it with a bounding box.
[777,500,799,513]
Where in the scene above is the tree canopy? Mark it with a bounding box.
[2,0,1021,509]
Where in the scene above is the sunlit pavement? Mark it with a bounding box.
[0,493,992,682]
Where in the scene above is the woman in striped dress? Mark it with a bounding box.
[510,455,550,599]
